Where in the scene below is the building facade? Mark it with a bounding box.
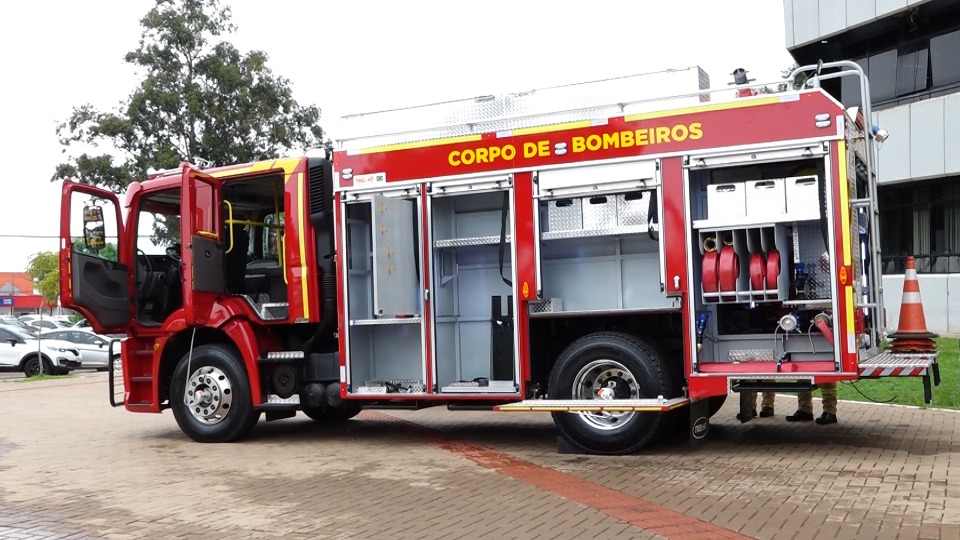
[784,0,960,333]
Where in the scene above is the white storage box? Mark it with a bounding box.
[784,176,820,221]
[745,178,786,221]
[707,182,746,221]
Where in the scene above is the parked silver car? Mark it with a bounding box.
[41,329,120,371]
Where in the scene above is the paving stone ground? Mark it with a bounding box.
[1,374,958,539]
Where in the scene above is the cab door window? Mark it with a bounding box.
[134,189,183,325]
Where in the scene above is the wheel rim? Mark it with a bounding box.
[571,358,640,430]
[183,366,233,425]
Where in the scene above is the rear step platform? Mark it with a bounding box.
[495,397,689,413]
[858,350,940,403]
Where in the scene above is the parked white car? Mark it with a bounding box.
[0,325,81,376]
[25,318,69,331]
[41,329,119,371]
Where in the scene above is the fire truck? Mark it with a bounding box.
[59,61,940,455]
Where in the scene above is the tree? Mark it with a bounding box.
[52,0,324,193]
[72,238,118,261]
[27,252,60,377]
[27,252,59,310]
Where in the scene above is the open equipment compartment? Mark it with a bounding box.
[342,190,426,395]
[687,154,839,371]
[532,160,678,316]
[429,178,518,394]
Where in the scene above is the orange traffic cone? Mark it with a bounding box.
[888,256,938,352]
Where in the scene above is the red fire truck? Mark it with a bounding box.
[59,61,940,454]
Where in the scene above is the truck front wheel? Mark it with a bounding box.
[548,332,675,455]
[170,344,259,443]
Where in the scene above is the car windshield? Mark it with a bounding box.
[3,326,37,340]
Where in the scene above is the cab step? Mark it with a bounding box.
[494,397,689,413]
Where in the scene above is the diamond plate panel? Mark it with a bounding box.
[616,194,649,227]
[363,379,425,393]
[728,349,775,362]
[794,222,832,300]
[547,199,582,231]
[528,298,563,313]
[582,196,618,229]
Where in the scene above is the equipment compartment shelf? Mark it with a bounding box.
[350,317,422,326]
[434,235,511,248]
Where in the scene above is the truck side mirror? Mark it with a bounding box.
[82,205,106,251]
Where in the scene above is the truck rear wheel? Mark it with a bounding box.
[170,344,259,443]
[548,332,674,455]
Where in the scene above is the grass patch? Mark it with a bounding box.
[833,337,960,409]
[12,373,73,383]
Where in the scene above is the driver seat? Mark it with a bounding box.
[159,247,183,320]
[224,228,249,295]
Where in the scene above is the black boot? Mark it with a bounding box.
[759,406,775,418]
[786,410,814,422]
[815,412,838,425]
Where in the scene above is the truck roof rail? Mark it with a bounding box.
[334,66,712,152]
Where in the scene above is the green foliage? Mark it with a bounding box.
[53,0,324,193]
[26,252,60,305]
[71,238,118,261]
[14,373,72,383]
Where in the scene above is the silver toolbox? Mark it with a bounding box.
[615,193,648,227]
[546,198,583,231]
[581,194,618,229]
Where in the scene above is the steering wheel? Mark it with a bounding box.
[135,249,158,300]
[166,243,182,261]
[136,248,152,273]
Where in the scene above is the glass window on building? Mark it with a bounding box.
[880,178,960,274]
[930,30,960,87]
[841,58,868,107]
[869,49,898,102]
[895,45,929,96]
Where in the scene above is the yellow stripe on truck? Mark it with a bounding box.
[297,172,310,319]
[837,141,852,267]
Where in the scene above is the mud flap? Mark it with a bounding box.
[689,398,710,446]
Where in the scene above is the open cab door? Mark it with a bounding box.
[180,164,223,325]
[60,181,129,334]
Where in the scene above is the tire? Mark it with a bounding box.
[22,356,54,377]
[548,332,676,455]
[23,356,40,377]
[169,344,259,443]
[302,402,361,423]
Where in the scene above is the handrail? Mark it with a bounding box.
[788,60,884,350]
[223,199,235,254]
[273,186,288,284]
[335,74,815,146]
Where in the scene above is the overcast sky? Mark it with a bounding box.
[0,0,793,273]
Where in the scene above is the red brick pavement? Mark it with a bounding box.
[3,376,960,539]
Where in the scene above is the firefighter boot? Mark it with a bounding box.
[786,391,814,422]
[758,392,775,417]
[815,383,838,425]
